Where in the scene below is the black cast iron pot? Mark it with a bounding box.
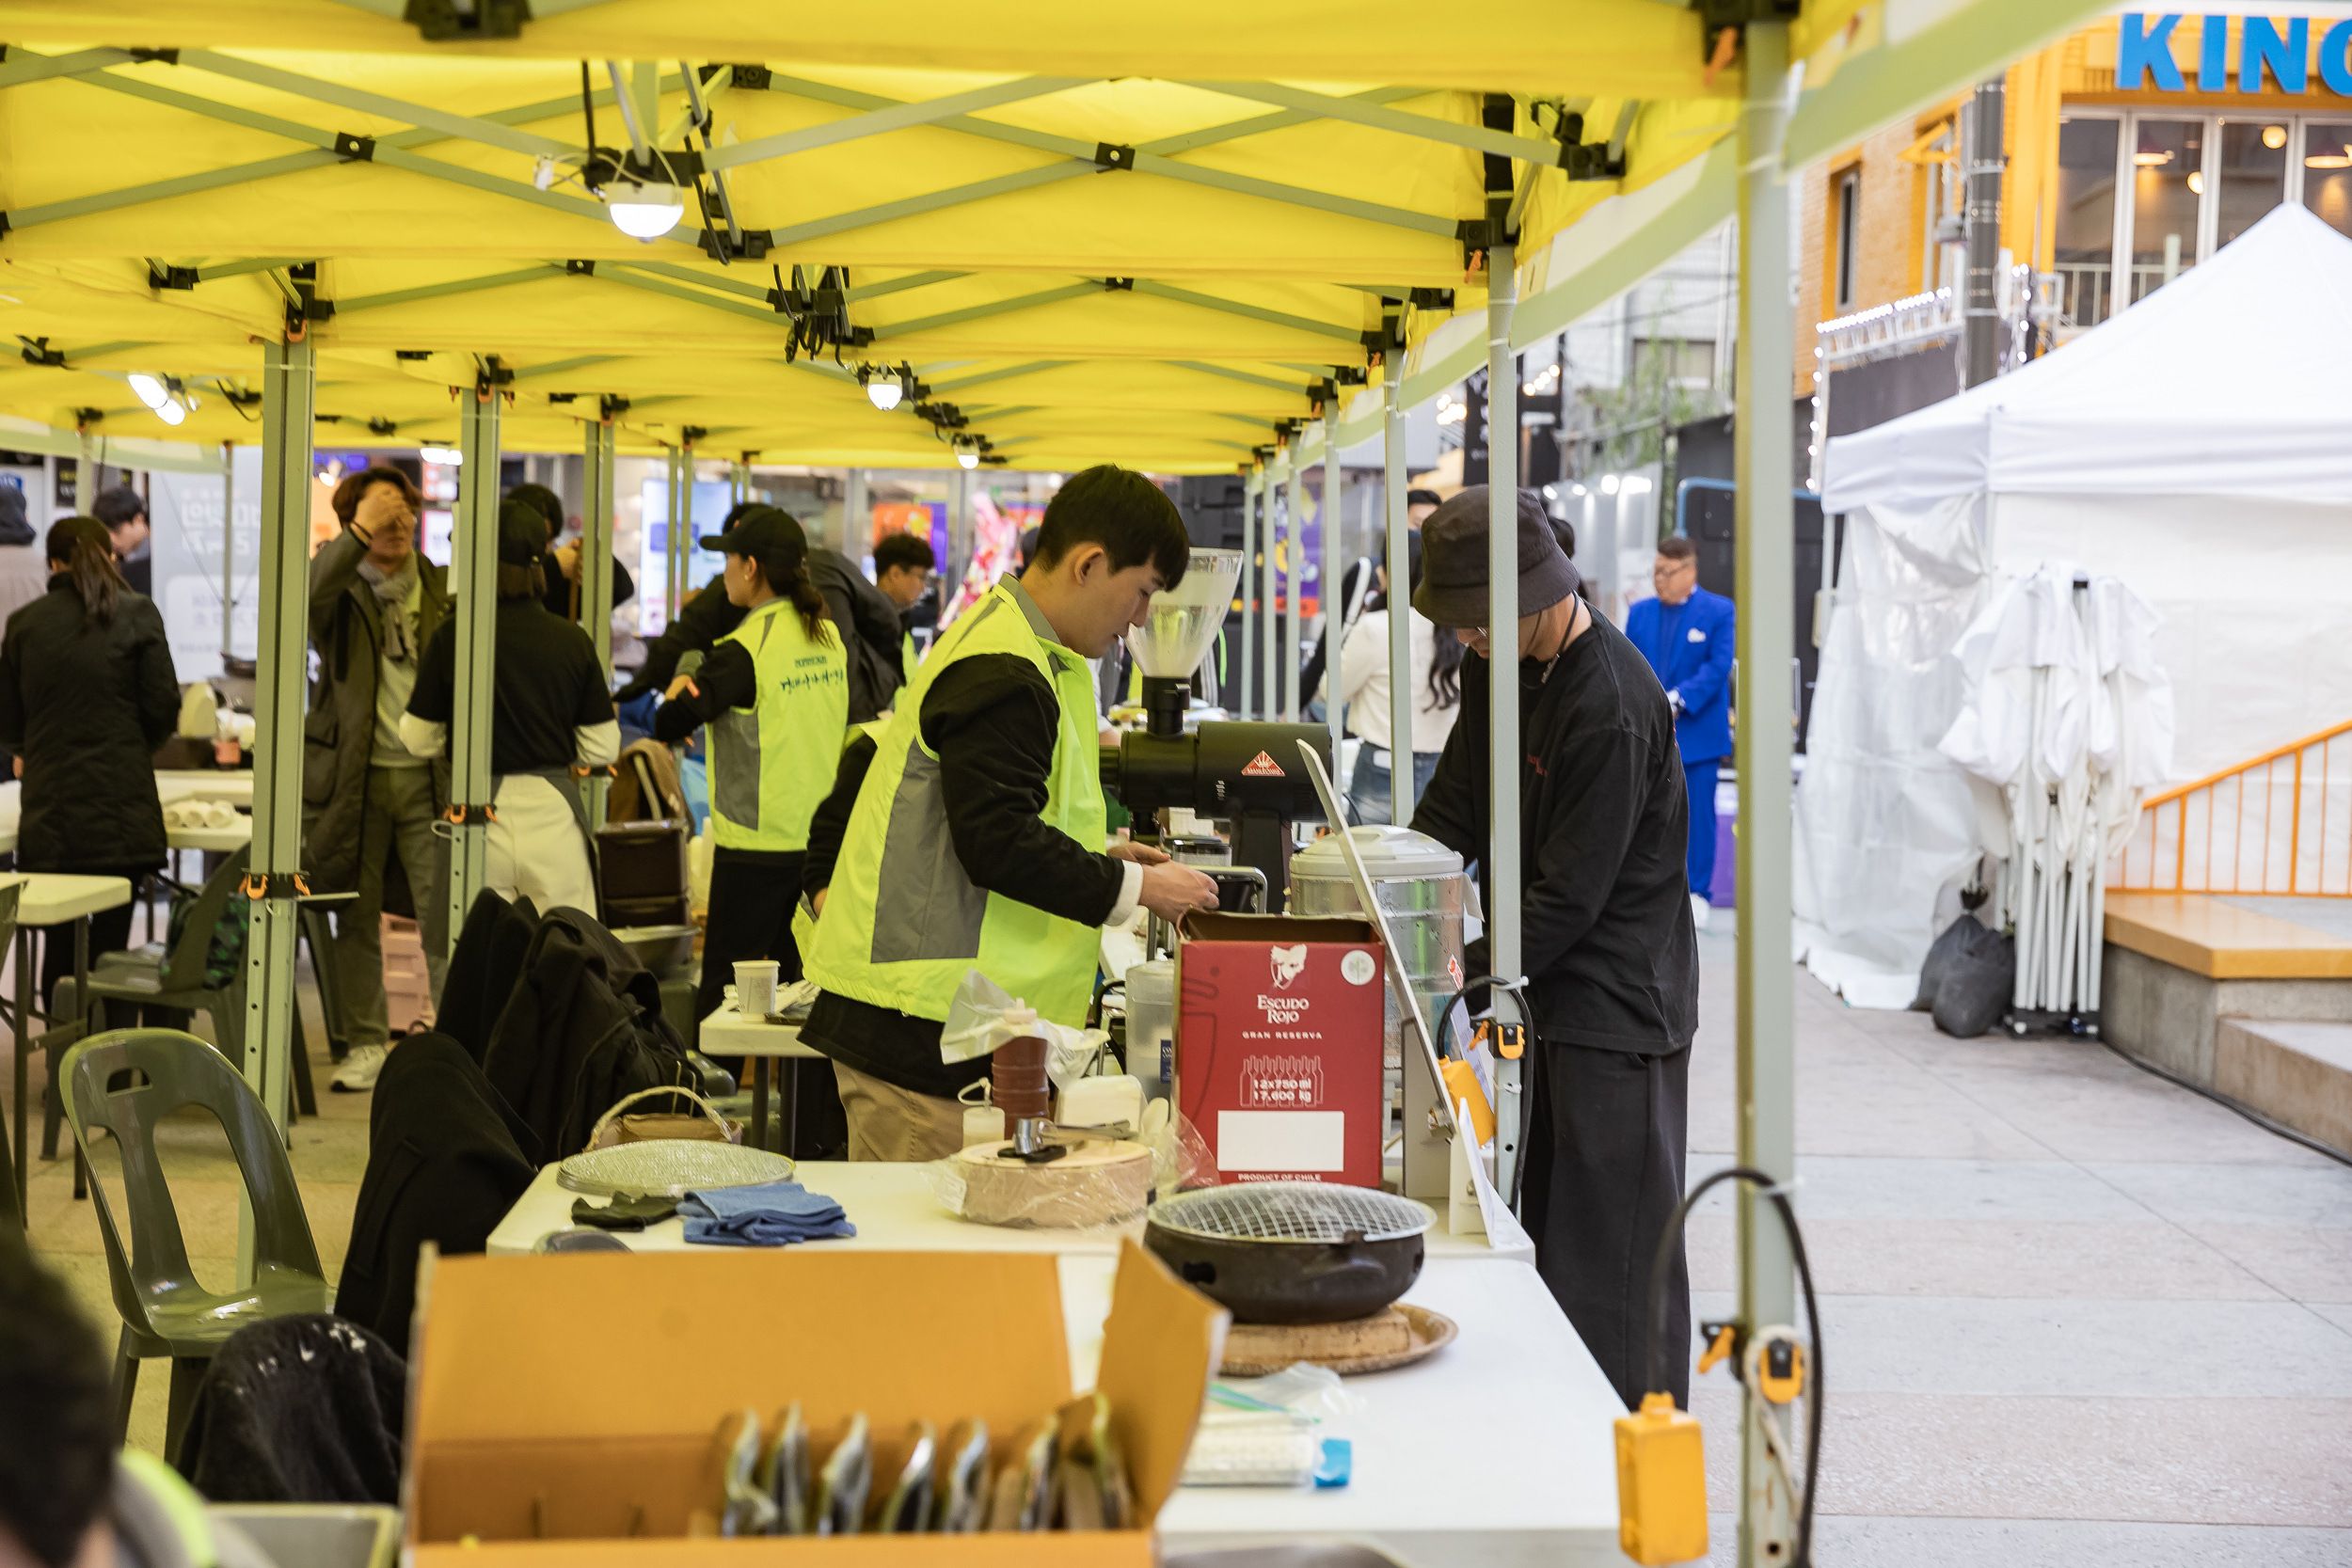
[1144,1182,1437,1325]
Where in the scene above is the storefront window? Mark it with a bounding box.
[2215,121,2287,249]
[2054,118,2119,327]
[2308,121,2352,240]
[2129,119,2202,303]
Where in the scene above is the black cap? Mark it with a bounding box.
[1405,488,1444,509]
[700,505,808,583]
[1411,486,1580,628]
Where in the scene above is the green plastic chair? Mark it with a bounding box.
[60,1027,333,1462]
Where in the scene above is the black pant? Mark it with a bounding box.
[1519,1040,1692,1410]
[695,847,846,1161]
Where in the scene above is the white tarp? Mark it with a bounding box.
[1821,205,2352,513]
[1792,496,1991,1006]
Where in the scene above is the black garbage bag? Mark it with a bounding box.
[1912,914,2014,1037]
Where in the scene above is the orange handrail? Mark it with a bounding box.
[2109,718,2352,897]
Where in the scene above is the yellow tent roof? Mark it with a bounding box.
[0,0,2110,471]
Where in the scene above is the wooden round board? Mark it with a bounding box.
[949,1138,1153,1228]
[1218,1304,1458,1377]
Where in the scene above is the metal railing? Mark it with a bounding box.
[2107,719,2352,895]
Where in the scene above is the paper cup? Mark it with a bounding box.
[733,958,780,1018]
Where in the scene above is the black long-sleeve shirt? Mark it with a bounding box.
[800,653,1127,1097]
[1411,608,1697,1055]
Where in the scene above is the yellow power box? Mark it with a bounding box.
[1614,1391,1708,1565]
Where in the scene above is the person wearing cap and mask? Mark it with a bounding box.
[1406,486,1700,1412]
[650,508,850,1150]
[801,467,1220,1162]
[400,501,621,917]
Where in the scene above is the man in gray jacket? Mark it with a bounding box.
[306,466,450,1092]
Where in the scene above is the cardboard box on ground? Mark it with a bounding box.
[404,1240,1227,1563]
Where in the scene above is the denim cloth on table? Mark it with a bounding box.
[678,1179,855,1246]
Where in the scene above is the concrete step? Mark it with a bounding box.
[2213,1018,2352,1155]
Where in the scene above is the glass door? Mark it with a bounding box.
[2214,120,2290,249]
[2127,118,2204,305]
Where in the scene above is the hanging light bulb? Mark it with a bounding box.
[155,398,187,426]
[419,445,464,466]
[862,366,903,412]
[603,176,686,241]
[1600,473,1621,494]
[128,373,169,410]
[956,441,979,471]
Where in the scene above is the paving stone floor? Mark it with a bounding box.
[7,928,2349,1562]
[1685,917,2352,1564]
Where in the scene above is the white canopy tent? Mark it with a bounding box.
[1800,203,2352,1002]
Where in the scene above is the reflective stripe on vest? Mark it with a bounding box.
[805,578,1104,1027]
[707,598,850,853]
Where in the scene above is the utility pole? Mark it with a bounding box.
[1963,74,2008,388]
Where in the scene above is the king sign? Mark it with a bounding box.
[2120,13,2352,95]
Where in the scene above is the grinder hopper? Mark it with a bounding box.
[1126,548,1242,735]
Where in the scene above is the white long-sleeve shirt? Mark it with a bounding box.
[1318,607,1461,755]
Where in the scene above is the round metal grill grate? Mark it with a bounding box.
[1148,1182,1434,1243]
[557,1141,798,1199]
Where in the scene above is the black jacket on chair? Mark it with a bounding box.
[0,578,180,874]
[437,889,542,1065]
[482,909,692,1158]
[175,1313,406,1505]
[336,1033,537,1354]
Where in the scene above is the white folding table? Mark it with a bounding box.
[696,1003,823,1153]
[3,872,133,1221]
[484,1163,1613,1565]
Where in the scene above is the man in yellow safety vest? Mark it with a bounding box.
[803,466,1219,1161]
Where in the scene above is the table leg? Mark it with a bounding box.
[13,928,30,1222]
[751,1057,769,1152]
[784,1058,801,1160]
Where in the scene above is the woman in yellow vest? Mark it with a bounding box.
[653,507,850,1039]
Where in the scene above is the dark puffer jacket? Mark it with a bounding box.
[0,576,180,874]
[303,528,451,897]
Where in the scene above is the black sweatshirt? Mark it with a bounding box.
[1410,608,1697,1056]
[800,653,1128,1098]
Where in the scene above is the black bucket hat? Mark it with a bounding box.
[1410,486,1580,628]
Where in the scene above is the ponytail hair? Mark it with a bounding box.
[45,516,124,626]
[783,560,834,646]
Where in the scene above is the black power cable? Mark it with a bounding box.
[1646,1165,1823,1568]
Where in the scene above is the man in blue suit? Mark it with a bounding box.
[1624,535,1734,929]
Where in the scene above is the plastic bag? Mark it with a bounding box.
[1915,914,2014,1037]
[938,969,1109,1091]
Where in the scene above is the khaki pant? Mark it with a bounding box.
[831,1060,964,1163]
[332,763,450,1050]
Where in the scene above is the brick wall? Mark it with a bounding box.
[1791,119,1938,398]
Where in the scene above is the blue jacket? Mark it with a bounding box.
[1624,585,1734,764]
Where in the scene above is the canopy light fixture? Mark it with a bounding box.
[954,436,981,471]
[129,372,169,410]
[604,176,686,240]
[860,365,902,412]
[419,445,464,466]
[155,399,187,426]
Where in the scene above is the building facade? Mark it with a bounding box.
[1794,12,2352,398]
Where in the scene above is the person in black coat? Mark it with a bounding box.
[0,516,181,1004]
[503,482,636,622]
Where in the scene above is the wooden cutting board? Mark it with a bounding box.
[1219,1304,1457,1376]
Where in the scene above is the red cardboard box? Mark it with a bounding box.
[1173,912,1386,1187]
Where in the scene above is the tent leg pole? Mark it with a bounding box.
[1323,402,1344,773]
[1239,469,1258,722]
[1385,341,1411,830]
[448,373,502,946]
[581,418,618,826]
[1285,433,1304,723]
[1733,22,1799,1568]
[1263,462,1280,723]
[1485,241,1525,1203]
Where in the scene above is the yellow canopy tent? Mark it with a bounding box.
[0,13,2113,1559]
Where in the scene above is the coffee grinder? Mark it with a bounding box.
[1101,548,1332,921]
